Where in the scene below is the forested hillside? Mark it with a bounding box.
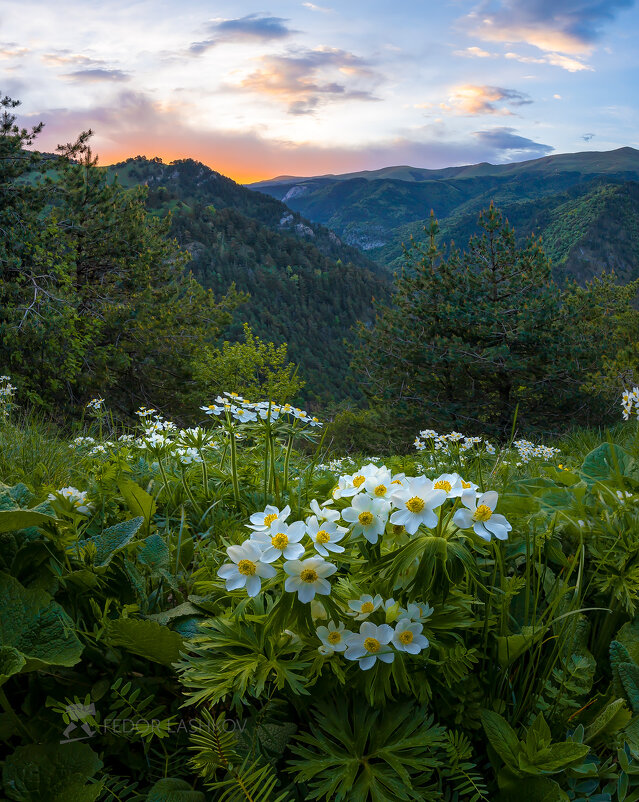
[108,157,389,403]
[252,147,639,282]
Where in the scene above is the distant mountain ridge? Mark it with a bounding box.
[249,147,639,281]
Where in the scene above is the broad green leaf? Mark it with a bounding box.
[585,698,632,744]
[2,742,102,802]
[518,742,589,774]
[0,646,26,687]
[0,510,55,534]
[106,617,184,665]
[619,662,639,713]
[138,533,169,571]
[146,778,205,802]
[0,572,83,672]
[497,626,546,668]
[498,767,568,801]
[80,516,143,567]
[525,714,552,755]
[481,710,520,768]
[581,443,634,485]
[118,480,156,532]
[616,619,639,665]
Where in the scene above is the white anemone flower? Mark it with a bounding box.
[316,620,351,653]
[400,602,434,622]
[390,478,446,534]
[344,622,395,670]
[232,406,258,423]
[48,487,93,516]
[362,466,396,500]
[309,498,340,523]
[246,504,291,532]
[453,490,512,541]
[392,619,430,655]
[283,557,337,603]
[217,541,276,597]
[251,520,306,561]
[306,515,347,556]
[318,645,334,656]
[332,464,380,499]
[431,472,469,498]
[348,594,383,620]
[342,494,390,544]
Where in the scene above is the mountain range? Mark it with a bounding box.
[250,147,639,282]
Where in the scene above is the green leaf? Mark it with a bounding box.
[138,533,169,572]
[481,710,521,768]
[106,617,184,665]
[496,626,546,668]
[0,510,55,534]
[2,742,103,801]
[118,480,156,533]
[585,698,632,744]
[80,517,143,567]
[518,742,589,774]
[619,662,639,713]
[0,646,26,687]
[525,714,552,753]
[0,572,83,672]
[581,443,634,485]
[146,778,205,802]
[498,767,568,801]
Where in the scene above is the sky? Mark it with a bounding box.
[2,0,639,182]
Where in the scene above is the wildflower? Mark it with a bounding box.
[306,515,347,556]
[85,397,104,412]
[232,406,258,423]
[251,520,306,561]
[344,622,394,670]
[453,490,512,541]
[48,487,93,515]
[318,645,334,656]
[316,620,351,653]
[400,602,434,622]
[431,472,469,498]
[217,541,276,597]
[176,447,203,465]
[332,464,379,499]
[392,619,430,655]
[283,557,337,603]
[348,594,383,620]
[309,498,340,523]
[341,494,390,544]
[390,478,446,534]
[246,504,291,532]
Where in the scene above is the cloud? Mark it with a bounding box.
[302,2,332,11]
[453,46,495,58]
[42,52,105,68]
[190,13,296,54]
[24,91,557,183]
[504,50,592,72]
[462,0,633,57]
[239,47,382,114]
[61,68,130,82]
[0,44,29,60]
[443,85,532,115]
[472,127,553,157]
[582,132,596,141]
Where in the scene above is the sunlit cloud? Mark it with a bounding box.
[238,46,382,114]
[504,51,592,72]
[190,13,296,54]
[453,45,495,58]
[62,68,130,82]
[302,2,332,12]
[441,85,532,115]
[0,44,29,59]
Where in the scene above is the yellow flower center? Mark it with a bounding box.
[406,496,425,514]
[316,529,331,544]
[360,601,375,613]
[263,513,278,527]
[358,511,374,526]
[353,475,365,488]
[300,568,318,583]
[374,484,387,496]
[364,637,381,653]
[392,524,405,536]
[462,481,471,489]
[473,504,493,522]
[238,559,257,576]
[434,480,452,492]
[271,532,289,549]
[391,479,402,485]
[327,631,341,644]
[399,630,414,645]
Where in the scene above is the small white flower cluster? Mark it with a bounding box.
[0,375,16,400]
[414,429,495,456]
[316,596,433,669]
[200,392,322,427]
[85,397,104,412]
[48,486,93,515]
[512,439,561,463]
[622,388,639,420]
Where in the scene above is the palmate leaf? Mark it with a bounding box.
[287,697,446,802]
[0,572,83,672]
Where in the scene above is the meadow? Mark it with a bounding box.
[3,381,639,801]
